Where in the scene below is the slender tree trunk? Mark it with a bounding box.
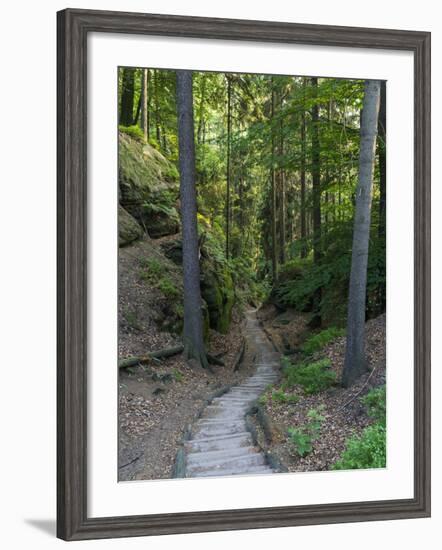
[154,70,161,145]
[311,77,321,264]
[140,69,149,141]
[176,70,209,369]
[133,89,142,125]
[225,75,232,259]
[279,102,286,264]
[119,68,135,126]
[342,80,381,387]
[197,75,207,145]
[300,78,307,258]
[378,80,387,239]
[311,77,322,325]
[270,79,278,282]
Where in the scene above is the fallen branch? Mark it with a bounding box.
[118,345,184,369]
[118,453,143,470]
[337,365,378,412]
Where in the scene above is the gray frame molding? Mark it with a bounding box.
[57,8,431,541]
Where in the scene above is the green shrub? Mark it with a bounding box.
[258,394,268,406]
[139,257,163,276]
[157,277,179,299]
[288,406,325,457]
[119,124,146,142]
[123,310,141,331]
[362,385,386,425]
[301,327,345,355]
[272,390,300,404]
[172,369,184,382]
[332,423,386,470]
[287,429,313,456]
[283,358,336,394]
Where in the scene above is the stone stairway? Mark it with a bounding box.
[184,310,280,478]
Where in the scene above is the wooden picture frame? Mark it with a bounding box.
[57,8,431,541]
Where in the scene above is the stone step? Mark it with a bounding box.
[192,424,247,439]
[201,406,247,419]
[191,465,273,478]
[187,446,257,465]
[195,422,245,428]
[186,452,266,474]
[212,402,255,411]
[185,432,253,453]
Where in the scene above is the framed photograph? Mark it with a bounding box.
[57,8,431,541]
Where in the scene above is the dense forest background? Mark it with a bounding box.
[118,67,385,330]
[117,67,387,477]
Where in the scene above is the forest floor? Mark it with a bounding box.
[255,305,386,472]
[118,237,256,481]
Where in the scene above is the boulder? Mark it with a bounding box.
[118,131,180,238]
[201,260,235,334]
[118,206,144,247]
[161,238,183,264]
[144,209,180,238]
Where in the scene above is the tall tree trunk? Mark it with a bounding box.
[279,101,286,264]
[119,68,135,126]
[140,69,149,141]
[378,80,387,239]
[270,79,278,282]
[300,78,307,258]
[197,75,207,145]
[342,80,381,387]
[154,70,161,145]
[176,70,209,369]
[133,69,143,126]
[311,77,322,325]
[225,75,232,259]
[311,77,321,264]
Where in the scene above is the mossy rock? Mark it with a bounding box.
[201,260,235,334]
[161,236,236,334]
[161,238,183,265]
[118,206,144,247]
[118,132,179,238]
[144,209,180,238]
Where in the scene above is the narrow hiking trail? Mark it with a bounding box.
[184,310,280,478]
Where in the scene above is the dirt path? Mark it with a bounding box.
[184,310,280,478]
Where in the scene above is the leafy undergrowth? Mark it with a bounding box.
[281,357,336,395]
[257,310,386,472]
[301,327,346,355]
[333,386,386,469]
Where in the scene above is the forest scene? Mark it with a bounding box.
[118,66,386,481]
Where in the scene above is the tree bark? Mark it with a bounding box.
[311,77,322,325]
[270,79,278,282]
[119,68,135,126]
[279,99,286,264]
[378,80,387,239]
[176,70,209,369]
[140,69,149,141]
[154,70,161,145]
[300,78,307,258]
[342,80,381,387]
[311,77,321,265]
[226,74,232,259]
[197,74,207,145]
